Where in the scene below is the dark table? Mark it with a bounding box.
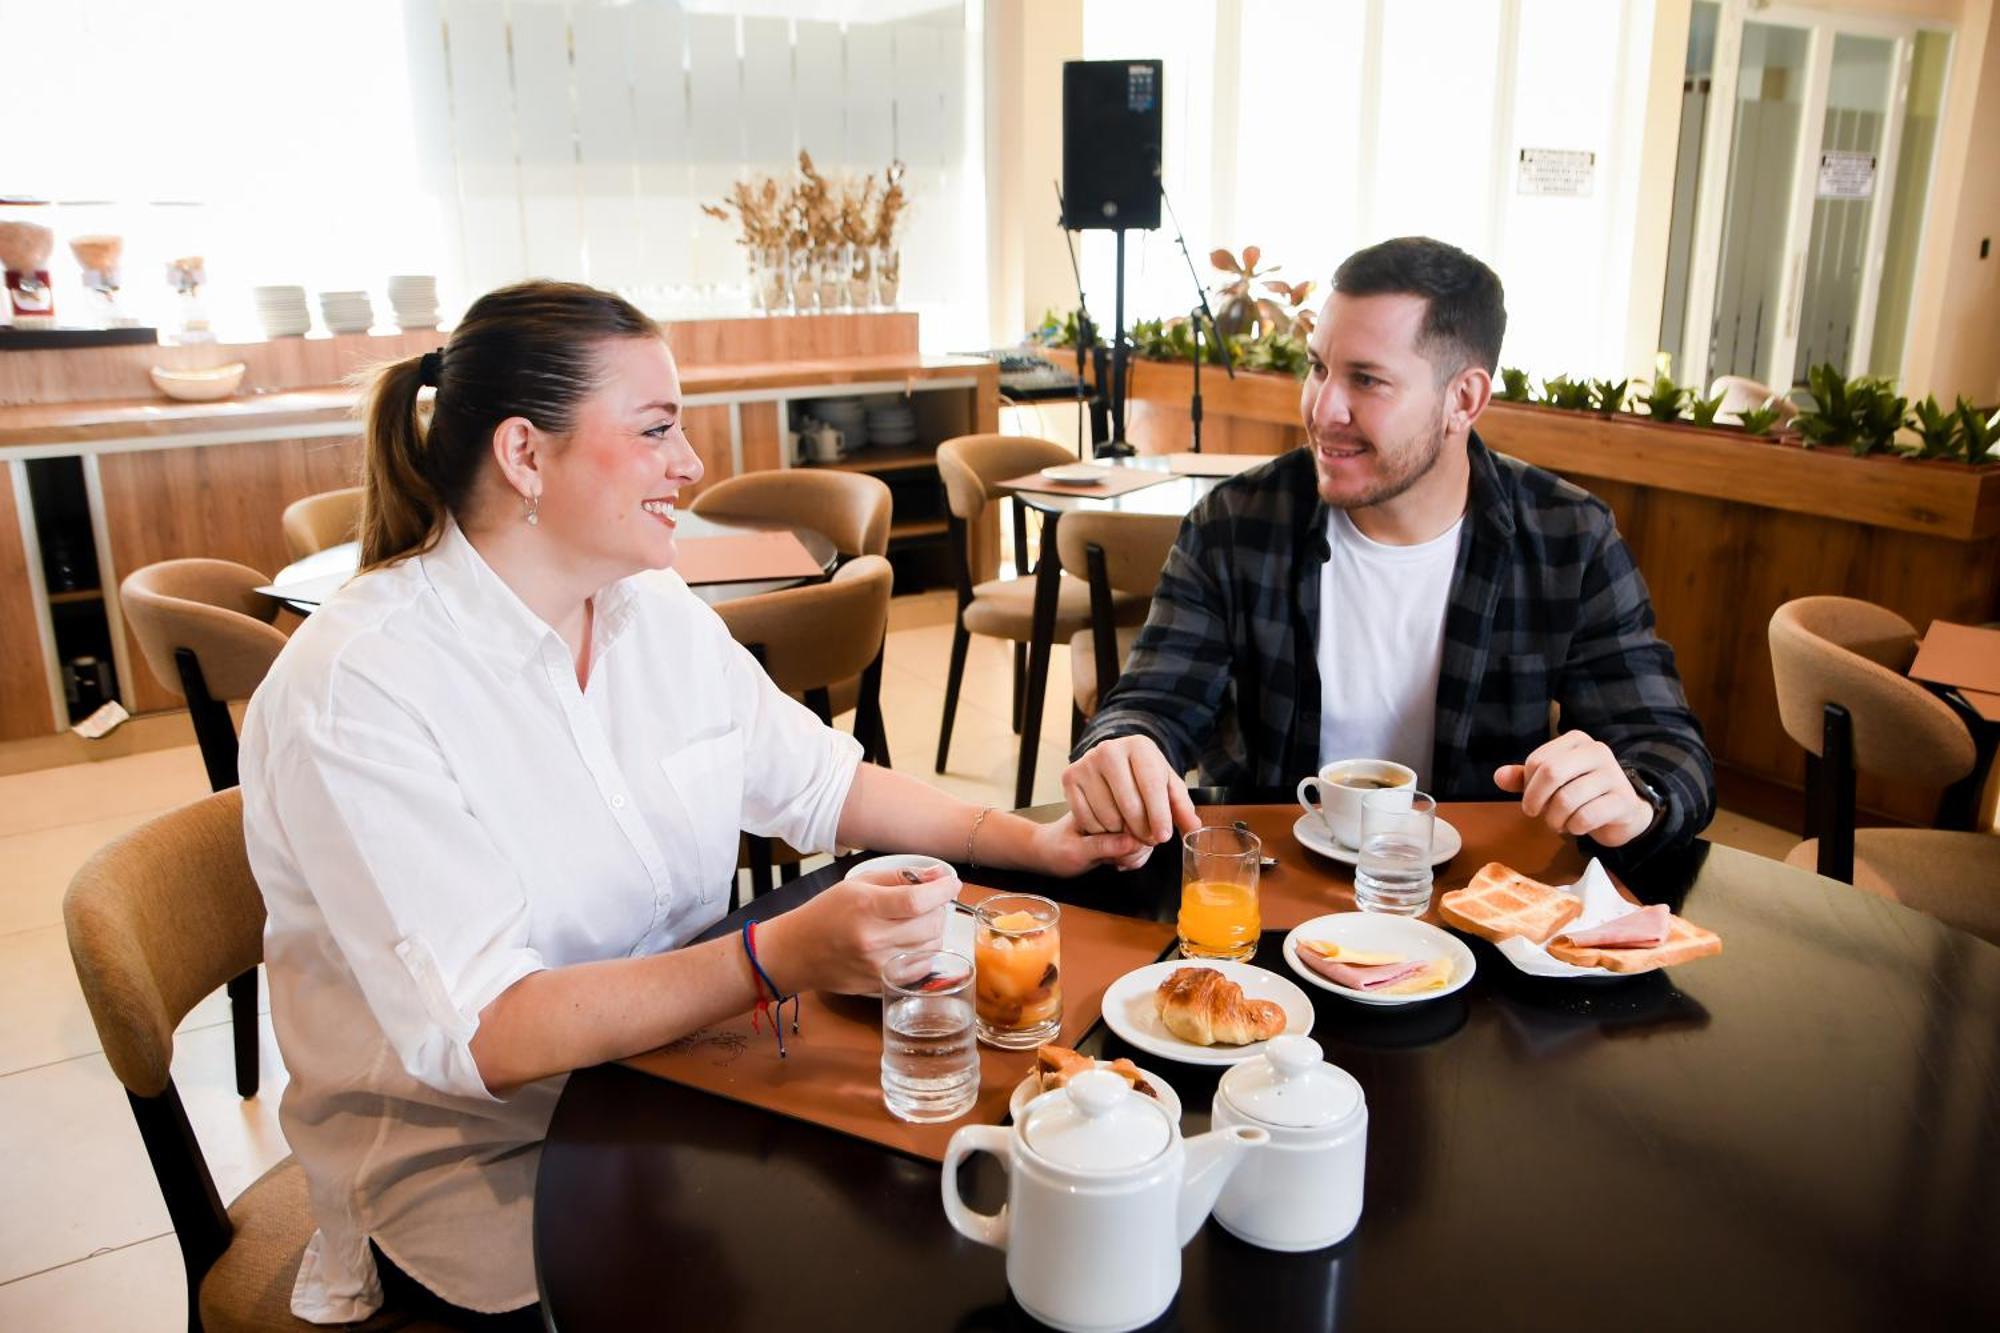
[534,803,2000,1331]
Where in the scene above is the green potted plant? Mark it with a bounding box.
[1687,390,1726,428]
[1496,367,1534,403]
[1736,400,1783,437]
[1589,378,1629,418]
[1541,375,1594,412]
[1908,396,1957,459]
[1639,374,1690,423]
[1794,363,1862,450]
[1954,397,2000,465]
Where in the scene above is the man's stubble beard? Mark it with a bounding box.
[1317,413,1449,512]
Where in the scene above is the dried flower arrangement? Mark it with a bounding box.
[704,154,910,310]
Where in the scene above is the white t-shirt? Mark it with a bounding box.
[1315,507,1466,786]
[239,521,861,1321]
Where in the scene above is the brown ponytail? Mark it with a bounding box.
[355,279,659,570]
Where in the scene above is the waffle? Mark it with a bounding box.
[1437,863,1583,945]
[1548,916,1722,973]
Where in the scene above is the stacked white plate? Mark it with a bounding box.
[252,285,311,338]
[318,290,374,334]
[387,275,440,330]
[865,399,917,446]
[810,397,868,450]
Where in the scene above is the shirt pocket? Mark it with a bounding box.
[659,728,747,902]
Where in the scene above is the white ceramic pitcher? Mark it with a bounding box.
[941,1069,1268,1333]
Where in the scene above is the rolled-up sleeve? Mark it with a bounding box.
[264,680,545,1102]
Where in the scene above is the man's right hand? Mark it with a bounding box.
[1060,734,1200,870]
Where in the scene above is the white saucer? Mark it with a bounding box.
[1291,812,1462,867]
[1009,1061,1182,1126]
[1038,463,1104,485]
[1098,960,1313,1067]
[1282,913,1476,1006]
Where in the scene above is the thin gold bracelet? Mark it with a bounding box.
[965,806,994,868]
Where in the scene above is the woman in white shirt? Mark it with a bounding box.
[239,280,1143,1326]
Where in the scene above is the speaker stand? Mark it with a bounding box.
[1096,228,1136,459]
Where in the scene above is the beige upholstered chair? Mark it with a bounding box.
[63,790,453,1331]
[121,558,290,1096]
[693,469,894,763]
[932,434,1148,772]
[715,555,894,896]
[1054,509,1182,727]
[1769,596,1997,944]
[692,469,892,558]
[279,486,362,562]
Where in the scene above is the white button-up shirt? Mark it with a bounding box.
[239,521,860,1321]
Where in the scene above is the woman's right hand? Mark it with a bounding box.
[755,866,961,996]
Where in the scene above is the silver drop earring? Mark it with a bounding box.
[524,493,540,526]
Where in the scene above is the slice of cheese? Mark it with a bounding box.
[1299,939,1406,967]
[1382,959,1452,995]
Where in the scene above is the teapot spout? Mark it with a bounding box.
[1177,1125,1269,1247]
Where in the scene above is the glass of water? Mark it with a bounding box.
[1354,790,1438,916]
[880,950,979,1123]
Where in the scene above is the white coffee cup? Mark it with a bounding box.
[1296,759,1418,848]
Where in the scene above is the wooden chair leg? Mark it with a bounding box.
[227,969,258,1097]
[936,622,971,773]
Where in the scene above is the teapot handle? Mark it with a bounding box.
[940,1125,1010,1251]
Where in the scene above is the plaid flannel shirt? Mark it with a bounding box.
[1076,433,1715,866]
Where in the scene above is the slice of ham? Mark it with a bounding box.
[1298,950,1430,991]
[1557,903,1671,949]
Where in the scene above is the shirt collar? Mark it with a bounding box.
[419,521,645,676]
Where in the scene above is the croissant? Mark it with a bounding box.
[1153,967,1286,1046]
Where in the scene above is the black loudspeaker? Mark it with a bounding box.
[1061,59,1162,231]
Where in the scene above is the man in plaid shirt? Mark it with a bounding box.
[1066,237,1714,869]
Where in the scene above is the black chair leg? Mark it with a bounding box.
[936,622,971,773]
[227,969,258,1097]
[1011,643,1028,735]
[857,645,891,767]
[747,837,776,899]
[1814,704,1857,884]
[1070,704,1085,750]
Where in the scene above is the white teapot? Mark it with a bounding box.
[942,1068,1267,1332]
[1210,1034,1368,1252]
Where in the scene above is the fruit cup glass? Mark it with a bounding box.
[973,893,1062,1049]
[1179,825,1263,961]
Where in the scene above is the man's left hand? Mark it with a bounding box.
[1493,732,1657,847]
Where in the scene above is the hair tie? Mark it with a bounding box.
[417,348,443,388]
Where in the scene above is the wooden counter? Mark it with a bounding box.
[0,314,998,733]
[1118,362,2000,826]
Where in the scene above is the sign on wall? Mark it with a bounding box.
[1817,150,1876,199]
[1516,148,1596,197]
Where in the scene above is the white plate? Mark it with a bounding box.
[1099,960,1314,1067]
[1009,1061,1182,1126]
[1037,463,1105,485]
[1282,913,1475,1006]
[1291,812,1462,867]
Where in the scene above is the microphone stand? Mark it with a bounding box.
[1053,182,1110,452]
[1160,181,1233,454]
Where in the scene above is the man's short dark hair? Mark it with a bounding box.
[1332,237,1507,378]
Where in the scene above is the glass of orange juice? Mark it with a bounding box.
[1179,825,1262,961]
[972,893,1062,1049]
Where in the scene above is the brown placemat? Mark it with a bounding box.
[673,531,824,586]
[621,888,1176,1163]
[996,465,1174,499]
[1196,802,1613,930]
[1911,621,2000,696]
[1159,451,1268,478]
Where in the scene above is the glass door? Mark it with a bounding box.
[1665,4,1949,395]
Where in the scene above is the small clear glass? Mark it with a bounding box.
[973,894,1062,1048]
[1354,790,1438,916]
[1179,824,1262,961]
[880,949,978,1123]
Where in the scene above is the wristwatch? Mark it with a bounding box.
[1622,765,1668,832]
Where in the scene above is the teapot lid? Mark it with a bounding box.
[1023,1068,1170,1171]
[1217,1035,1362,1130]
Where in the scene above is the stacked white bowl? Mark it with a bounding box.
[386,275,439,330]
[809,397,868,451]
[319,290,375,334]
[864,397,917,446]
[252,285,311,338]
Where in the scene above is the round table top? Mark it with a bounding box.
[1004,453,1221,518]
[532,802,2000,1331]
[260,512,839,613]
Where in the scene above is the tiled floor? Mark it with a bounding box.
[0,587,1800,1328]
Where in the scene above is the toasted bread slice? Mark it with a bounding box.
[1438,863,1583,945]
[1548,915,1722,973]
